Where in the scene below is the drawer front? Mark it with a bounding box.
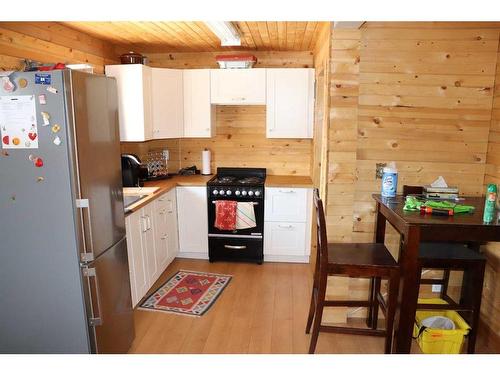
[209,237,263,263]
[265,187,308,222]
[264,222,307,256]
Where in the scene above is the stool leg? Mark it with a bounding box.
[440,269,451,300]
[306,251,321,334]
[462,262,486,354]
[385,270,400,354]
[306,275,318,334]
[372,277,381,330]
[308,270,327,354]
[366,277,375,328]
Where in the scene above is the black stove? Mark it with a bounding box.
[207,167,266,264]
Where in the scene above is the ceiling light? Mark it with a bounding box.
[205,21,241,47]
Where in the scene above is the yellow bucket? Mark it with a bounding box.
[413,298,471,354]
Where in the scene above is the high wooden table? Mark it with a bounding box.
[372,194,500,354]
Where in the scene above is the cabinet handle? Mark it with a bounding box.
[278,224,294,229]
[224,245,247,250]
[141,216,148,232]
[278,189,296,194]
[161,235,168,240]
[146,215,152,231]
[159,209,165,215]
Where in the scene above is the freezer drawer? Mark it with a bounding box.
[82,237,135,353]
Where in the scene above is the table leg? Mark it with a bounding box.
[393,225,421,354]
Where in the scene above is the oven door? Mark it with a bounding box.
[207,196,264,238]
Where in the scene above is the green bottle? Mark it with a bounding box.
[483,184,498,223]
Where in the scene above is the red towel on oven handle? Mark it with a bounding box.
[214,200,238,230]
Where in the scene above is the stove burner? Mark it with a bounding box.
[215,176,237,184]
[239,177,263,184]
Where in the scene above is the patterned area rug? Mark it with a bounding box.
[140,270,232,317]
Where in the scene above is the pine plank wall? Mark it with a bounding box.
[324,22,500,349]
[1,21,500,351]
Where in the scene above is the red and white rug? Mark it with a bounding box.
[139,270,232,317]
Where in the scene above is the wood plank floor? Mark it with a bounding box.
[128,259,495,354]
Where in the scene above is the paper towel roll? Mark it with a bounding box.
[202,149,211,175]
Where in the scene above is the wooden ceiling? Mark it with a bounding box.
[63,22,327,52]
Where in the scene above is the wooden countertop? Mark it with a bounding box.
[125,174,313,215]
[265,175,313,188]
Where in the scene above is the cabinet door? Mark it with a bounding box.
[266,68,314,138]
[264,222,307,256]
[125,210,148,307]
[165,189,179,260]
[142,66,154,141]
[210,69,266,105]
[154,194,170,272]
[183,69,214,137]
[141,204,158,289]
[105,64,149,141]
[265,187,309,222]
[152,68,183,139]
[176,187,208,256]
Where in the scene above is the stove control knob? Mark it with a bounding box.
[235,190,241,196]
[248,191,254,196]
[242,191,247,196]
[255,191,261,197]
[213,190,218,195]
[226,190,232,195]
[219,190,225,195]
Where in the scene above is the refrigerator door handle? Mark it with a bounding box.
[76,198,95,262]
[83,266,103,327]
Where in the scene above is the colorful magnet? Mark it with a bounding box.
[25,140,31,147]
[51,124,61,133]
[34,157,43,168]
[18,78,28,88]
[2,135,9,145]
[12,137,20,146]
[36,176,44,183]
[53,136,61,146]
[41,112,50,126]
[38,94,47,105]
[28,131,37,141]
[1,150,9,157]
[28,154,36,162]
[46,86,58,94]
[2,76,15,92]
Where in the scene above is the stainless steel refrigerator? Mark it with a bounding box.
[0,70,134,353]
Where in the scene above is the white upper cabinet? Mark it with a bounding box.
[210,69,266,105]
[105,64,153,142]
[266,68,314,139]
[183,69,215,137]
[151,68,184,139]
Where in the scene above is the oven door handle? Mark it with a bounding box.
[224,245,247,250]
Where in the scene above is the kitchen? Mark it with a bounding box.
[1,7,500,365]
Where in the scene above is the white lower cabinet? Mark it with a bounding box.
[176,186,209,258]
[125,209,149,307]
[125,190,179,307]
[264,187,313,263]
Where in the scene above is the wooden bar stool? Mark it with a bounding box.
[306,189,400,354]
[401,185,487,353]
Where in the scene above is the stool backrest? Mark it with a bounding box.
[313,188,328,268]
